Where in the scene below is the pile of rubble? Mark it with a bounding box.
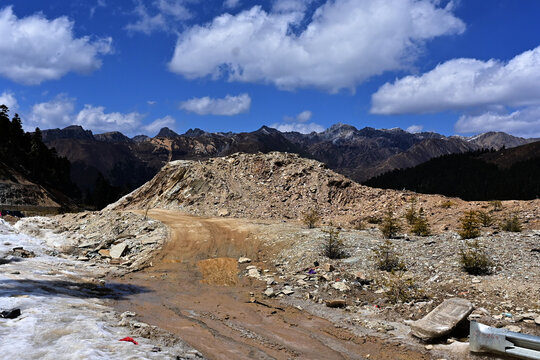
[234,220,540,341]
[16,210,168,273]
[108,152,540,231]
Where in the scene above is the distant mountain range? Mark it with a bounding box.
[39,123,538,206]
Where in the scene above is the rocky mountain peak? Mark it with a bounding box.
[184,128,207,137]
[155,127,179,138]
[41,125,94,142]
[94,131,132,143]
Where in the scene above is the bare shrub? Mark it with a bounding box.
[500,214,522,232]
[411,209,431,236]
[322,226,347,259]
[350,218,366,230]
[379,209,401,239]
[490,200,503,212]
[458,211,481,239]
[459,240,494,275]
[476,210,494,227]
[302,208,320,229]
[373,239,405,272]
[383,271,425,304]
[440,200,454,209]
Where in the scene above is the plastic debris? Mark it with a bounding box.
[119,337,138,345]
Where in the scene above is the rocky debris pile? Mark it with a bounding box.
[16,210,168,273]
[236,219,540,339]
[108,152,540,231]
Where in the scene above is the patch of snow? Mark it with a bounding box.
[0,218,184,359]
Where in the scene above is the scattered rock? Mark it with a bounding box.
[110,243,128,259]
[264,288,274,297]
[0,308,21,319]
[9,247,35,258]
[238,257,251,264]
[281,286,294,295]
[326,299,347,308]
[217,209,230,217]
[323,263,335,272]
[410,298,474,341]
[505,325,521,333]
[331,282,350,292]
[515,313,537,322]
[98,249,110,258]
[247,268,260,278]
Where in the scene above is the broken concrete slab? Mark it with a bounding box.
[410,297,473,341]
[110,243,128,259]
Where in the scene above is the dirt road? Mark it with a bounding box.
[114,210,428,359]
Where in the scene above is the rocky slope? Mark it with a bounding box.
[108,152,540,231]
[0,161,66,211]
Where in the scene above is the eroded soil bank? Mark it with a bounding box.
[112,210,429,360]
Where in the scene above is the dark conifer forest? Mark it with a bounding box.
[364,147,540,200]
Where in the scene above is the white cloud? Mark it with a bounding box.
[179,93,251,115]
[0,6,112,85]
[126,0,193,34]
[0,91,17,110]
[224,0,241,9]
[74,105,145,134]
[141,115,176,134]
[125,3,167,34]
[147,100,157,105]
[371,45,540,115]
[455,107,540,138]
[156,0,192,19]
[28,95,75,130]
[284,110,312,122]
[169,0,464,92]
[272,109,323,133]
[406,124,423,133]
[270,122,324,134]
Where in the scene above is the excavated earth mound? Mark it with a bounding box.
[108,152,539,231]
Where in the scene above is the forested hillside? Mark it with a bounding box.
[364,144,540,200]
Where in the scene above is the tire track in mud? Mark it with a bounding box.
[113,210,428,360]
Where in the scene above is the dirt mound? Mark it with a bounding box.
[108,152,539,231]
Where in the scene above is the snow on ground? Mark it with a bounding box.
[0,218,187,360]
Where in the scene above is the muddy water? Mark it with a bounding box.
[114,210,427,360]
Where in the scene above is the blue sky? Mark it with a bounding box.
[1,0,540,137]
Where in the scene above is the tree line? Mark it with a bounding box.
[364,150,540,201]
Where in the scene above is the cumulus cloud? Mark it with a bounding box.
[224,0,241,9]
[284,110,312,123]
[270,122,324,134]
[0,91,18,110]
[371,45,540,115]
[179,93,251,115]
[141,115,176,134]
[0,6,112,85]
[271,109,323,133]
[28,95,75,130]
[455,107,540,138]
[126,0,193,34]
[406,125,423,133]
[74,105,145,134]
[169,0,464,92]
